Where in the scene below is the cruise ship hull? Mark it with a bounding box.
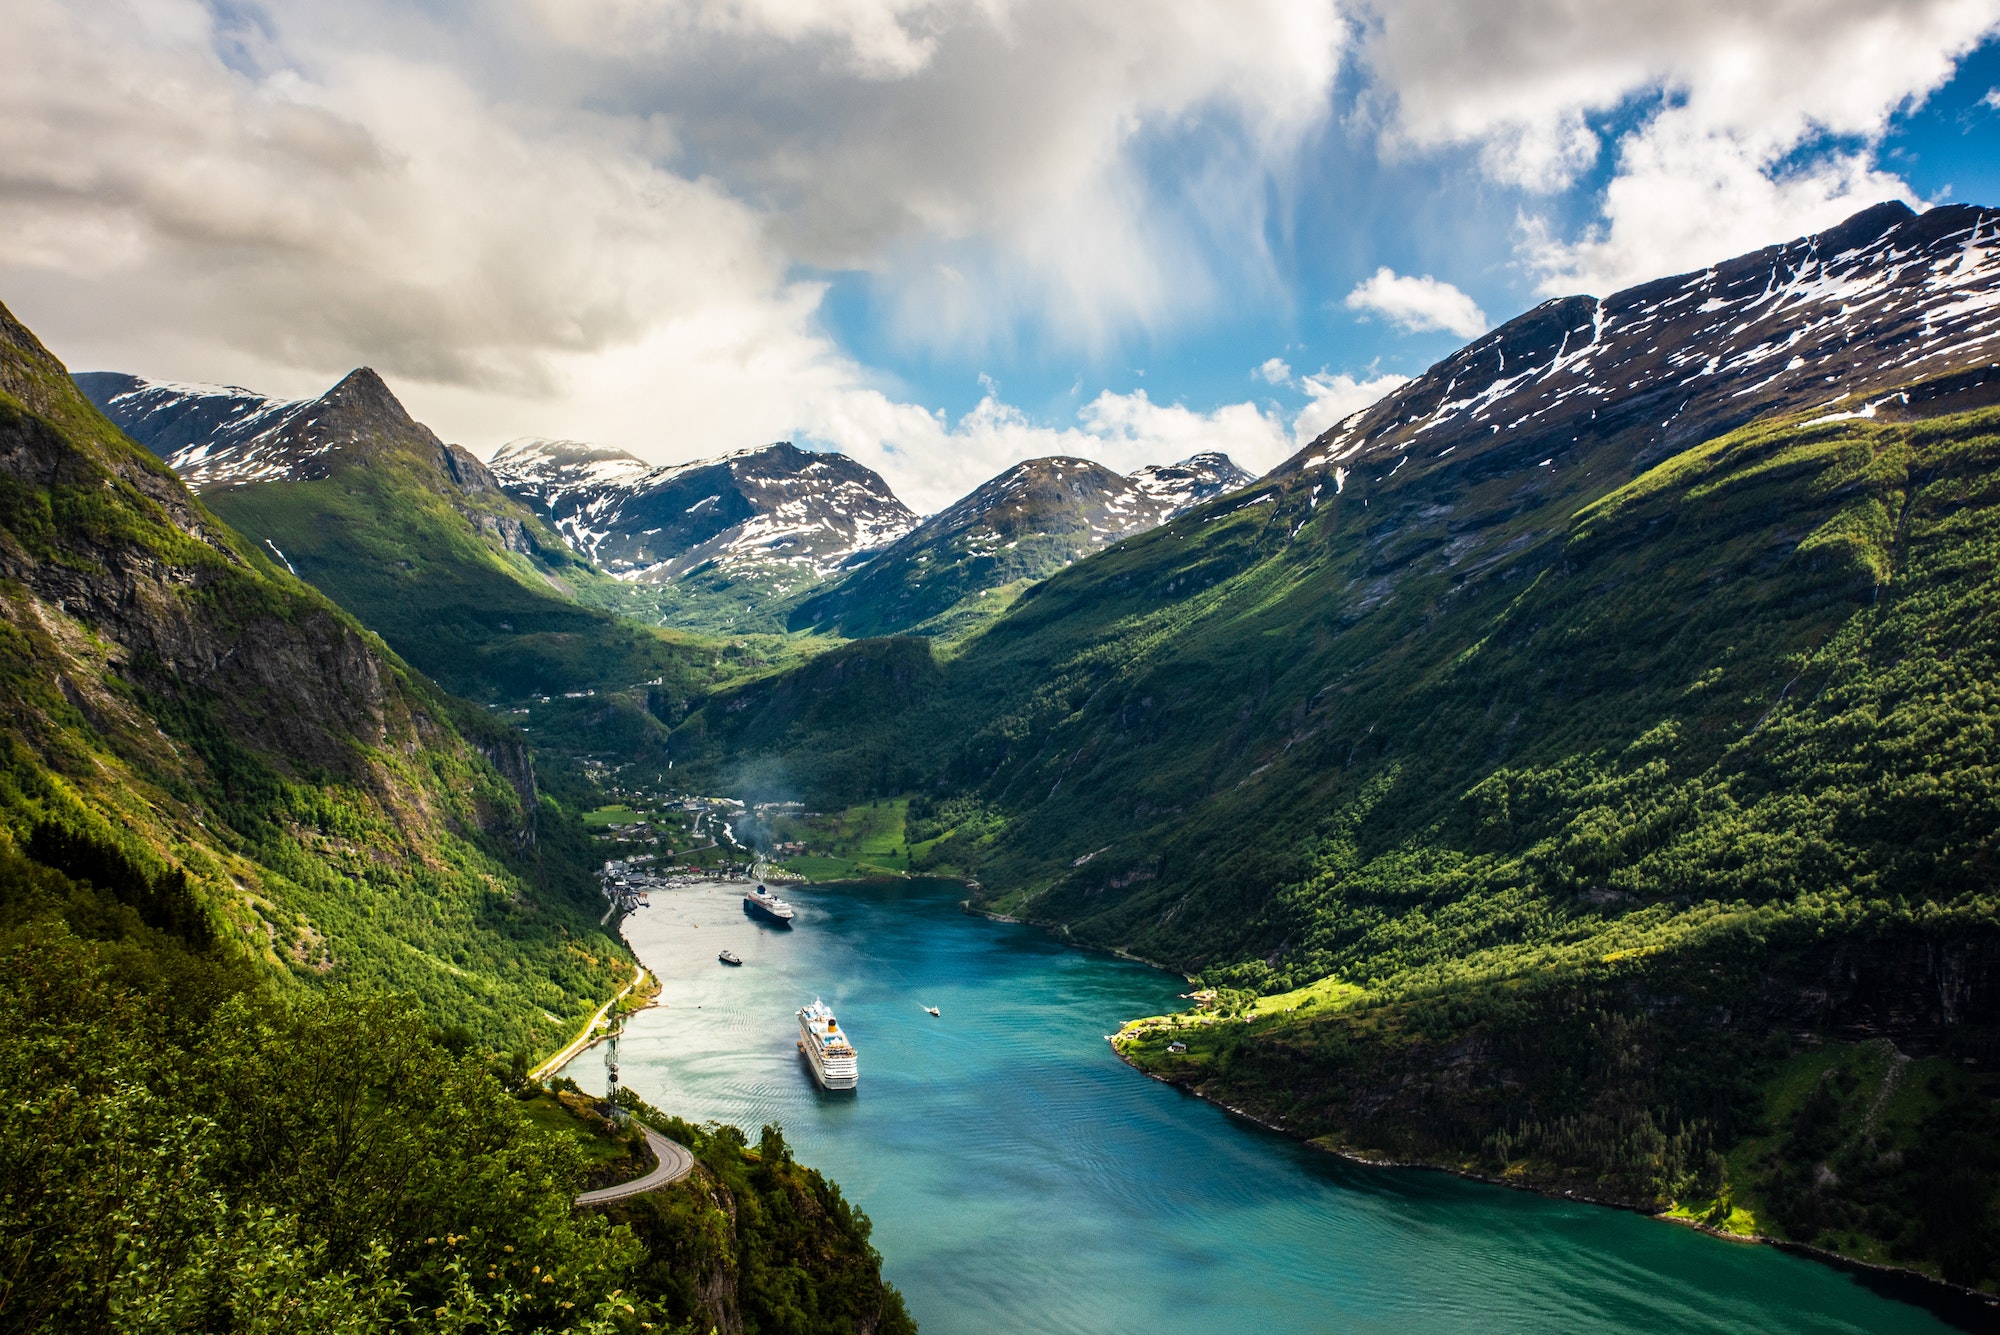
[745,898,794,926]
[799,1039,858,1090]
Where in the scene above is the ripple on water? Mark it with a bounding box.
[563,880,1954,1335]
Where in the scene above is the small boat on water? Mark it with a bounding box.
[718,949,742,966]
[744,884,796,926]
[924,1005,940,1017]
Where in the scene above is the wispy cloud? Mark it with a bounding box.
[1343,268,1489,337]
[1292,372,1410,446]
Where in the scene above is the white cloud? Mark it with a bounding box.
[1983,86,2000,109]
[1356,0,2000,294]
[1,0,1351,506]
[1524,116,1918,297]
[525,0,1346,356]
[1256,357,1293,384]
[1366,0,1998,190]
[1342,268,1489,337]
[0,0,805,403]
[533,0,954,80]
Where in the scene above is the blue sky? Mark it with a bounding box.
[824,32,2000,433]
[5,0,1999,510]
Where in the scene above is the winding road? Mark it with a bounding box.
[575,1124,696,1205]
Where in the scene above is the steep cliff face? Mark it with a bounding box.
[0,299,622,1046]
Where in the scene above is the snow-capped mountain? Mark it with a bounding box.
[788,451,1252,638]
[70,373,296,467]
[1129,452,1257,516]
[489,438,918,587]
[76,367,501,494]
[1279,200,2000,487]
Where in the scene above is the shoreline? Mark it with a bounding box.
[1109,1042,2000,1331]
[531,960,649,1083]
[963,883,2000,1325]
[959,900,1196,979]
[563,872,1993,1327]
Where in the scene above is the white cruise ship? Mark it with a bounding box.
[797,998,858,1090]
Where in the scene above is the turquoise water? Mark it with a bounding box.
[562,878,1954,1334]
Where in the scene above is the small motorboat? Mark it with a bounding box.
[924,1005,940,1017]
[718,949,742,966]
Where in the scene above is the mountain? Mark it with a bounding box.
[1278,199,2000,489]
[78,367,525,499]
[788,451,1253,639]
[668,201,2000,1286]
[491,437,918,634]
[10,311,916,1335]
[0,298,630,1048]
[76,370,712,768]
[68,371,298,463]
[1128,451,1257,514]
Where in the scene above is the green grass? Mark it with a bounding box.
[580,805,640,830]
[771,800,911,881]
[517,1090,638,1167]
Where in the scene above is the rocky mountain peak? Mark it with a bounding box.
[1129,452,1256,517]
[320,366,412,428]
[489,436,917,586]
[787,449,1249,638]
[76,367,478,494]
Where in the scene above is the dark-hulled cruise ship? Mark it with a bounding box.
[744,883,796,926]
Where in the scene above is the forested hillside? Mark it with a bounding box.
[5,300,915,1331]
[664,203,2000,1287]
[77,369,719,766]
[0,871,913,1332]
[1,298,627,1049]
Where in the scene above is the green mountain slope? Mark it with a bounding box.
[9,305,917,1334]
[680,383,2000,1286]
[667,202,2000,1288]
[77,369,720,764]
[0,298,629,1050]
